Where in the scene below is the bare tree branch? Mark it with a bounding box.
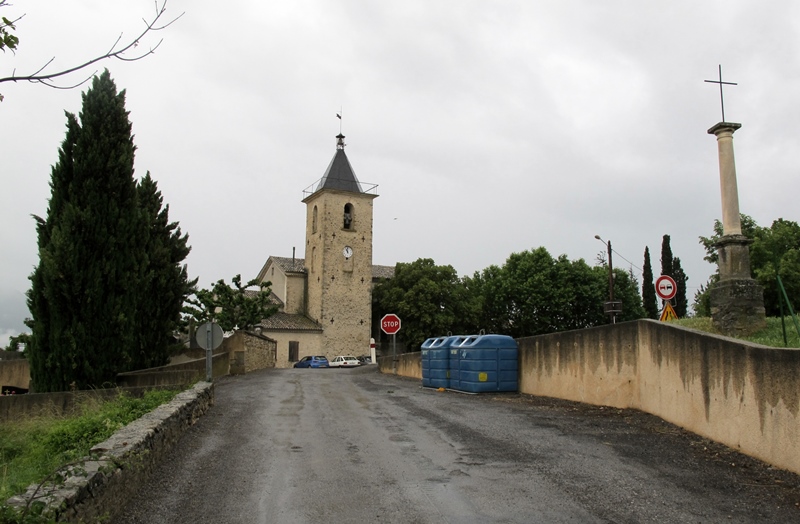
[0,0,183,86]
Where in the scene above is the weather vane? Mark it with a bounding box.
[705,64,737,123]
[336,107,343,134]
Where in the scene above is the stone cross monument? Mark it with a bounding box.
[705,67,765,335]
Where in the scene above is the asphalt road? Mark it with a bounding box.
[117,366,800,523]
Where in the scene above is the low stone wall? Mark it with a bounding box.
[6,381,214,522]
[223,330,277,374]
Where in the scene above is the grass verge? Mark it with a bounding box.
[0,388,179,506]
[669,316,800,348]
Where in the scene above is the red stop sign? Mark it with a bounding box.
[381,313,401,335]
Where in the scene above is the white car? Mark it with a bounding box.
[329,355,361,368]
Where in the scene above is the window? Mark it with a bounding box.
[312,206,318,233]
[289,341,299,362]
[343,203,353,230]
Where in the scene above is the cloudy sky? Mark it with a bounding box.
[2,1,799,345]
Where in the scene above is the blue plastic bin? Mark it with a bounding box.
[422,335,469,389]
[451,334,518,393]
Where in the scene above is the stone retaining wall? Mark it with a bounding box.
[6,381,214,522]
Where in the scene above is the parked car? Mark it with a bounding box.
[329,355,360,368]
[293,356,330,368]
[357,355,372,364]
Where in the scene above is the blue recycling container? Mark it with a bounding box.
[422,335,470,388]
[420,338,437,388]
[452,334,518,393]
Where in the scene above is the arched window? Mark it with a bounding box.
[311,246,316,273]
[312,205,318,234]
[343,203,354,230]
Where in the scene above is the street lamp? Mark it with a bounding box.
[595,235,621,324]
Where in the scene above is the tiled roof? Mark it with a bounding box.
[258,312,323,332]
[243,289,284,306]
[372,265,395,280]
[270,256,306,273]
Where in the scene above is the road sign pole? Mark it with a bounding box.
[206,324,212,381]
[392,334,397,374]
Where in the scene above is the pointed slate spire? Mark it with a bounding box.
[316,134,363,193]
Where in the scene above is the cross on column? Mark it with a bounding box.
[705,64,737,123]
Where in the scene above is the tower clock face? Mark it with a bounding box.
[343,246,353,259]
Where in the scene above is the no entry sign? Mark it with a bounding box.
[655,275,677,301]
[381,313,401,335]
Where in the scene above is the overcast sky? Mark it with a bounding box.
[3,1,800,345]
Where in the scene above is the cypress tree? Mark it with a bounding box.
[28,70,145,391]
[133,173,195,369]
[672,257,688,317]
[660,234,674,278]
[642,246,659,319]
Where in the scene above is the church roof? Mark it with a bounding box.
[372,265,395,280]
[243,289,284,307]
[270,256,306,273]
[315,134,363,193]
[258,312,324,332]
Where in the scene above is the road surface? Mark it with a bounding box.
[118,366,800,523]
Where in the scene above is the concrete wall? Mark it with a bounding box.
[517,320,800,476]
[0,358,30,390]
[0,386,175,424]
[381,320,800,476]
[378,352,422,379]
[117,351,229,388]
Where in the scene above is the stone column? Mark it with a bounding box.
[707,122,765,335]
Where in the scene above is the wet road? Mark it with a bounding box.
[118,366,800,523]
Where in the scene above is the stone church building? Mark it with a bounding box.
[254,134,394,367]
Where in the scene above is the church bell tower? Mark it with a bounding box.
[302,134,377,357]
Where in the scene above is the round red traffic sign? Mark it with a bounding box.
[381,313,401,335]
[655,275,677,301]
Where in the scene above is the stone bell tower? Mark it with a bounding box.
[302,134,378,357]
[705,67,766,335]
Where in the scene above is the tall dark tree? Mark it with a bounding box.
[672,257,688,317]
[133,173,196,369]
[642,246,659,319]
[27,70,192,391]
[660,234,674,279]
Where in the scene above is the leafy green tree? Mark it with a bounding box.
[672,257,688,317]
[4,332,30,353]
[0,2,20,54]
[132,173,196,369]
[695,215,800,317]
[474,247,644,337]
[184,275,277,333]
[372,259,479,352]
[641,246,658,319]
[27,70,192,392]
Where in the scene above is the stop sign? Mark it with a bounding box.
[381,313,401,335]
